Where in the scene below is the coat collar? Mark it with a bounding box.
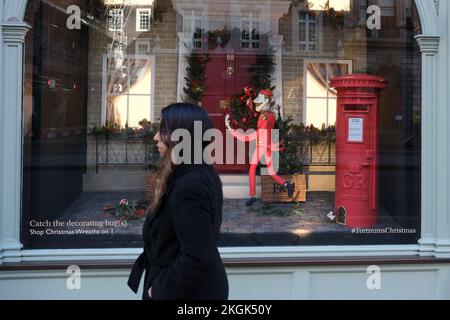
[166,163,208,196]
[145,163,209,225]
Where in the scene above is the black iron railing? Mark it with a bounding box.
[93,136,336,173]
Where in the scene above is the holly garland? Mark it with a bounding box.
[182,53,211,104]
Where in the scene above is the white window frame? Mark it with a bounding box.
[183,10,207,49]
[241,12,260,50]
[108,8,124,32]
[101,54,156,126]
[303,59,353,127]
[136,8,151,32]
[135,39,151,55]
[293,10,323,52]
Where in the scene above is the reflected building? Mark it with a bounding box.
[21,0,422,248]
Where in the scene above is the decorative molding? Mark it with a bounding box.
[1,23,30,43]
[415,35,440,54]
[15,245,421,263]
[433,0,439,14]
[414,33,444,258]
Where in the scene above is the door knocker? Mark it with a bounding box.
[226,66,234,76]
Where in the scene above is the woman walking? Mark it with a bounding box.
[128,103,228,300]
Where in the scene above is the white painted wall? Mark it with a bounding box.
[1,264,449,300]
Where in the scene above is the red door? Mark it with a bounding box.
[202,52,256,173]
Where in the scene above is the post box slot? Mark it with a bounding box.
[343,105,368,112]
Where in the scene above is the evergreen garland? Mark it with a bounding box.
[248,46,276,93]
[276,117,307,175]
[182,53,211,104]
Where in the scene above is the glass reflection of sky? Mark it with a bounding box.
[308,0,351,11]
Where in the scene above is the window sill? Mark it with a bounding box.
[1,256,450,271]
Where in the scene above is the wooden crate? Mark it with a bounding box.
[261,174,307,203]
[145,171,158,203]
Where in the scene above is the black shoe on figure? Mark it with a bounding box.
[246,197,258,207]
[284,182,294,197]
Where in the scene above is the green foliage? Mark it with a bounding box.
[226,91,259,131]
[182,52,211,104]
[248,47,276,93]
[275,115,336,175]
[223,46,276,130]
[276,115,307,175]
[103,198,149,222]
[87,119,161,170]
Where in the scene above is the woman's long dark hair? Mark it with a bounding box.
[147,103,214,214]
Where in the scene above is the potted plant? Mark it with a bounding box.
[261,113,307,203]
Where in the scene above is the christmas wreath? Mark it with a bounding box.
[221,46,276,130]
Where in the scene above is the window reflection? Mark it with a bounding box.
[22,0,422,249]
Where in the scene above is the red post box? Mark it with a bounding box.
[330,74,387,228]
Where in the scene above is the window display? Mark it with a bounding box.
[21,0,422,249]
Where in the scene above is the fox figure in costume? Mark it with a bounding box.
[225,89,294,206]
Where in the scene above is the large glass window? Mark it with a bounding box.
[305,61,351,127]
[103,56,154,127]
[22,0,422,249]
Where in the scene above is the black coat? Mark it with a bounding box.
[128,163,228,300]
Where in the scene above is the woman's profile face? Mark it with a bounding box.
[154,130,168,157]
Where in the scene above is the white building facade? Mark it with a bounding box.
[1,0,450,299]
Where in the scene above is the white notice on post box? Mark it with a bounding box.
[348,118,363,142]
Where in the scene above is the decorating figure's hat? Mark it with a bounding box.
[254,89,273,112]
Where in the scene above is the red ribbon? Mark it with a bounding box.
[242,86,254,112]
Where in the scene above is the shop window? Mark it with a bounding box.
[21,0,422,250]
